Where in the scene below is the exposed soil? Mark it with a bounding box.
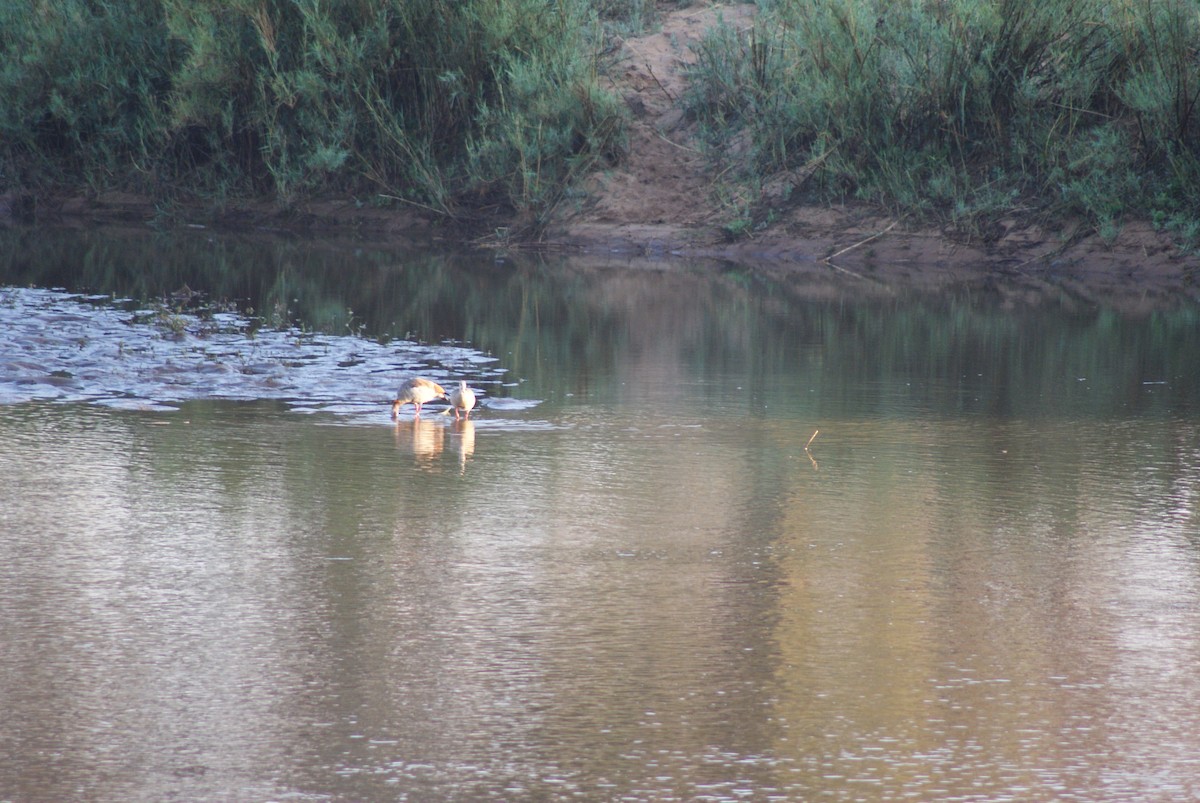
[542,2,1197,307]
[5,2,1197,307]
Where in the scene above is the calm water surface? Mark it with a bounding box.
[1,228,1199,802]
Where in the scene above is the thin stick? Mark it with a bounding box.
[824,220,898,262]
[823,260,871,281]
[654,130,703,155]
[377,193,456,219]
[805,429,819,450]
[645,63,675,102]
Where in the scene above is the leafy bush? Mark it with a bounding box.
[0,1,175,188]
[687,0,1200,240]
[0,0,624,221]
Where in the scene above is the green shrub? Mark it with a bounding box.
[687,0,1200,242]
[0,0,624,220]
[0,0,175,188]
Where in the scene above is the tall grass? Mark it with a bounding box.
[0,1,174,190]
[687,0,1200,241]
[0,0,624,222]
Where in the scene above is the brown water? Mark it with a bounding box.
[1,228,1199,802]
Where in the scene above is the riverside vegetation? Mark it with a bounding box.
[2,0,1198,248]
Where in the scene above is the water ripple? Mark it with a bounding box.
[0,286,506,415]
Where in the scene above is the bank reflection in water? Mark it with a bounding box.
[2,225,1200,801]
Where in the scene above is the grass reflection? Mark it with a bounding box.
[2,225,1199,423]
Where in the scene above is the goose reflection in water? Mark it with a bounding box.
[450,419,475,473]
[393,418,445,466]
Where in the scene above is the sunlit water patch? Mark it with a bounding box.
[0,286,513,419]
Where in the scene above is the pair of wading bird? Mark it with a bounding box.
[391,377,476,420]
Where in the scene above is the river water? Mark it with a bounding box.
[1,226,1198,802]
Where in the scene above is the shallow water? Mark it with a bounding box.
[2,227,1199,802]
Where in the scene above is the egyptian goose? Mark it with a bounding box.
[391,377,448,418]
[446,380,476,420]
